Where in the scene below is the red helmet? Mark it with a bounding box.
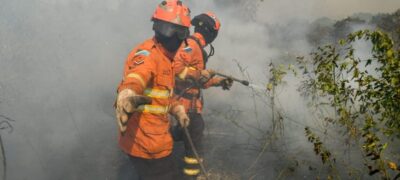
[152,0,191,28]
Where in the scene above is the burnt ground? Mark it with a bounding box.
[112,114,319,180]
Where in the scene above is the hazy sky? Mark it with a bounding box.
[255,0,400,24]
[314,0,400,18]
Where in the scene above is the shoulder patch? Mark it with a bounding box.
[134,49,150,57]
[128,56,146,70]
[183,46,192,53]
[129,50,149,68]
[133,59,144,65]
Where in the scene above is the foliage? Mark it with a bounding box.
[370,9,400,46]
[267,63,287,91]
[305,127,335,165]
[332,17,366,41]
[307,9,400,48]
[0,103,14,180]
[299,30,400,179]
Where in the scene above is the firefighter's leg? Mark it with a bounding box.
[129,154,183,180]
[171,124,184,142]
[182,113,205,178]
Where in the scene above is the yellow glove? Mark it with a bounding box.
[115,89,152,133]
[170,105,190,128]
[200,69,215,79]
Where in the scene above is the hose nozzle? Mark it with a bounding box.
[214,72,249,87]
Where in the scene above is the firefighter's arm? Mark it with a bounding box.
[174,47,213,82]
[202,77,233,90]
[115,50,154,133]
[118,50,156,94]
[174,50,201,80]
[169,100,190,128]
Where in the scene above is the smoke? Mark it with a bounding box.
[0,0,398,179]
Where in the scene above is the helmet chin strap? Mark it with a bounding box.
[207,43,215,58]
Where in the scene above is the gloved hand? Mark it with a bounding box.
[115,89,152,133]
[221,78,233,90]
[200,69,215,79]
[171,105,190,128]
[199,69,215,84]
[215,77,233,90]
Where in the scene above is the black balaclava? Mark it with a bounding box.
[155,32,183,52]
[153,19,188,53]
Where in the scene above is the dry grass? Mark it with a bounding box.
[197,169,241,180]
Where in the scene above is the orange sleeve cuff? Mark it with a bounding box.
[202,77,220,89]
[117,79,145,94]
[186,69,201,80]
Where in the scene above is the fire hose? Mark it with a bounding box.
[174,82,209,179]
[213,72,249,86]
[175,71,249,179]
[183,127,209,179]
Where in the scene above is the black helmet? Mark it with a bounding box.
[191,12,221,44]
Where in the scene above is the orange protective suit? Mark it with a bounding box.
[117,37,179,159]
[173,33,221,113]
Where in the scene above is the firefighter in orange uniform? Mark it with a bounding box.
[173,12,233,178]
[114,1,191,179]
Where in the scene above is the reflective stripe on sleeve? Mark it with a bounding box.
[137,105,169,115]
[143,88,170,99]
[178,67,189,80]
[126,73,146,88]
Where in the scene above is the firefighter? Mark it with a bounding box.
[114,1,191,179]
[173,12,233,178]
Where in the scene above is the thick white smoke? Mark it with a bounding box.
[0,0,398,179]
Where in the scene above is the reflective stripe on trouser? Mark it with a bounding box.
[183,113,205,177]
[183,156,201,176]
[125,73,146,88]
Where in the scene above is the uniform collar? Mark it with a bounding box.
[193,33,206,47]
[153,37,176,60]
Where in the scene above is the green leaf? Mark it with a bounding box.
[386,49,394,58]
[267,83,273,91]
[382,143,388,150]
[353,68,359,79]
[339,39,346,46]
[391,77,399,86]
[365,59,372,67]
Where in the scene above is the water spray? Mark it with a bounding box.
[247,83,267,91]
